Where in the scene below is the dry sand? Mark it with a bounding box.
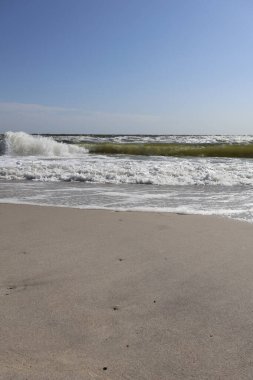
[1,204,253,379]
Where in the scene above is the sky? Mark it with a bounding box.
[0,0,253,134]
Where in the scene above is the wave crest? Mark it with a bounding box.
[4,131,87,157]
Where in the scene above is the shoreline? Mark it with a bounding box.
[1,204,253,379]
[0,201,251,225]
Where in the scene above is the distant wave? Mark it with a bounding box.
[3,131,88,157]
[54,134,253,145]
[85,142,253,158]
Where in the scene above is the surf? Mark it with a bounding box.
[3,131,88,157]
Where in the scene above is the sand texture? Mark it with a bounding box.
[1,204,253,379]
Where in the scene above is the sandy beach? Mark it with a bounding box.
[1,204,253,379]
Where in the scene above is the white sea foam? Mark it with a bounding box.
[4,131,87,157]
[0,180,252,222]
[1,153,253,186]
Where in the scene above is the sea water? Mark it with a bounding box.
[0,131,253,222]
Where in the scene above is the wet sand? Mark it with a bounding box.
[1,204,253,379]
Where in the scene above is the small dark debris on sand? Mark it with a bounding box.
[8,286,17,290]
[20,251,29,255]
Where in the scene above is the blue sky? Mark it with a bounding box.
[0,0,253,134]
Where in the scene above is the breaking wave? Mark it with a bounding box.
[3,131,87,157]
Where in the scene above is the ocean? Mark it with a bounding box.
[1,131,253,223]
